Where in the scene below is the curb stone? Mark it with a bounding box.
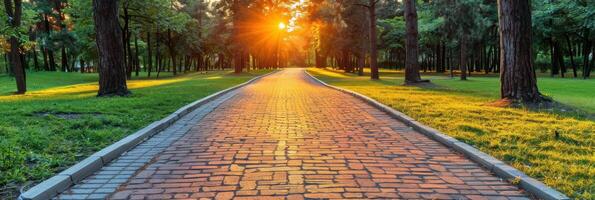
[19,70,278,200]
[304,69,570,200]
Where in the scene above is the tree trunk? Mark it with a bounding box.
[156,30,162,78]
[81,59,85,73]
[460,36,468,80]
[3,54,8,73]
[4,0,27,94]
[234,51,243,73]
[61,44,68,71]
[167,29,177,75]
[437,43,443,73]
[42,14,57,71]
[556,42,566,77]
[550,39,559,76]
[42,45,49,71]
[134,34,140,77]
[357,48,365,76]
[48,48,57,71]
[55,1,69,72]
[404,0,423,83]
[147,31,153,77]
[368,0,379,80]
[590,43,594,78]
[93,0,130,96]
[126,30,134,79]
[497,0,544,103]
[582,32,591,79]
[29,28,40,71]
[122,4,132,79]
[439,46,443,72]
[565,35,577,78]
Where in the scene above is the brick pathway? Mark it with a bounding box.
[94,69,528,199]
[56,86,243,200]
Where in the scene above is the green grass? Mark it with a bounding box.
[0,70,271,197]
[428,75,595,115]
[308,68,595,199]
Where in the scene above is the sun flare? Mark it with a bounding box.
[278,22,286,30]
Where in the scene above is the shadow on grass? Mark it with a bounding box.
[0,71,253,101]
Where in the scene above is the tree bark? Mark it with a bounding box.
[460,35,468,80]
[55,0,69,72]
[556,42,566,77]
[147,31,153,77]
[41,44,49,71]
[4,0,27,94]
[3,54,8,73]
[368,0,379,80]
[93,0,130,96]
[167,29,177,75]
[134,34,140,76]
[550,39,558,76]
[404,0,424,83]
[41,14,57,71]
[582,32,591,79]
[565,35,577,78]
[497,0,544,103]
[357,48,365,76]
[156,30,162,78]
[80,59,85,73]
[122,4,132,79]
[29,28,40,71]
[61,46,68,71]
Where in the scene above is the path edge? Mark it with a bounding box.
[19,70,278,200]
[304,69,569,200]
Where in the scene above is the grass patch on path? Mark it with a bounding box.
[308,68,594,199]
[0,70,271,197]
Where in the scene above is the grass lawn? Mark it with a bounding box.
[0,70,271,197]
[308,68,594,199]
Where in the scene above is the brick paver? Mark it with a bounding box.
[106,68,528,199]
[56,88,242,200]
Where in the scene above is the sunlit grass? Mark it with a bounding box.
[308,68,595,199]
[0,70,271,197]
[0,77,190,101]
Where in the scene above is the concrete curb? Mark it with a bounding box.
[304,70,569,200]
[19,70,278,200]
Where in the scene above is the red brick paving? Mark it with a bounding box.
[110,69,529,200]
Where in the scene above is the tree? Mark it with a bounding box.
[342,0,368,75]
[4,0,27,94]
[403,0,424,84]
[367,0,379,80]
[93,0,129,96]
[497,0,545,104]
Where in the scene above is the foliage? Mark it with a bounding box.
[378,17,405,51]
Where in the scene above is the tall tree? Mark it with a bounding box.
[367,0,379,80]
[93,0,129,96]
[403,0,424,84]
[497,0,545,103]
[354,0,380,79]
[4,0,27,94]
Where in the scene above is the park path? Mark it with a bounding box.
[65,68,529,200]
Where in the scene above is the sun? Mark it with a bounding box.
[278,22,286,30]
